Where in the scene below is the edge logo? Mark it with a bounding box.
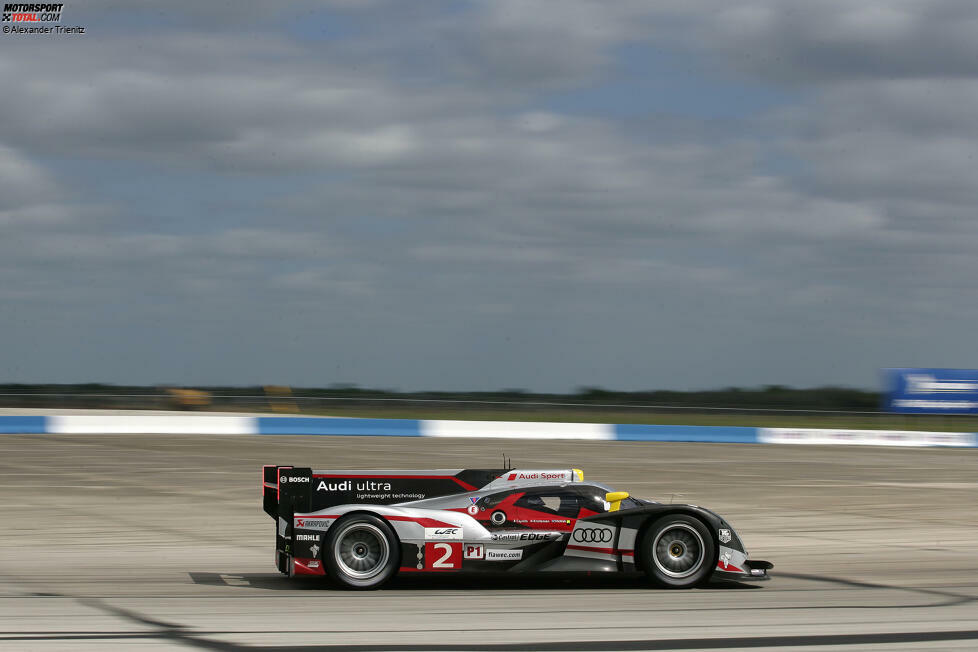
[491,531,560,542]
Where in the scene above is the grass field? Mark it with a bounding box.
[269,405,978,432]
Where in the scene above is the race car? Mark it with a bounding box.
[262,465,772,589]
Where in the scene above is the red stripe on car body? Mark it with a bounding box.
[716,562,744,573]
[294,514,456,528]
[386,515,456,528]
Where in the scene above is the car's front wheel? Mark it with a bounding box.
[639,514,715,589]
[324,514,399,589]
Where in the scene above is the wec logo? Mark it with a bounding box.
[424,527,463,540]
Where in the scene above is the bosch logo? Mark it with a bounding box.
[280,475,309,483]
[573,528,612,543]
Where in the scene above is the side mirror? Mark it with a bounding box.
[605,491,630,512]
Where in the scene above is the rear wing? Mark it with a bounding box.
[262,465,311,519]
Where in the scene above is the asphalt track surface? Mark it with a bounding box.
[1,433,976,651]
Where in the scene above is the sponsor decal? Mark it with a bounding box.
[463,544,484,559]
[486,548,522,561]
[572,527,613,543]
[307,560,320,568]
[490,531,561,542]
[466,504,479,515]
[719,529,732,544]
[294,518,333,530]
[424,527,463,540]
[295,534,319,541]
[316,480,393,492]
[280,475,309,483]
[505,470,572,482]
[309,544,320,558]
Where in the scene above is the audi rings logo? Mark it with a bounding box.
[573,528,612,543]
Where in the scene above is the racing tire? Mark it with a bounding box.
[324,514,400,590]
[639,514,715,589]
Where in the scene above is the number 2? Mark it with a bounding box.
[433,543,453,568]
[425,542,461,570]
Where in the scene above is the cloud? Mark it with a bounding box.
[650,1,978,83]
[2,1,978,390]
[0,145,68,225]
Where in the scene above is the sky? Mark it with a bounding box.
[2,1,978,392]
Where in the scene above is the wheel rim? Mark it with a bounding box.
[333,523,390,580]
[652,523,705,579]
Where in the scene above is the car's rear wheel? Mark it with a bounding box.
[640,514,715,589]
[324,514,399,589]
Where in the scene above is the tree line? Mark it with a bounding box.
[0,382,881,411]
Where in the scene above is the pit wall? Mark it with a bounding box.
[0,414,974,447]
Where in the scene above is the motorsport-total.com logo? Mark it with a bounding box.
[2,3,85,35]
[2,3,64,22]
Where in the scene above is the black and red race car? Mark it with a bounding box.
[262,466,772,589]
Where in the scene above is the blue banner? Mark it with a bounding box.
[884,368,978,414]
